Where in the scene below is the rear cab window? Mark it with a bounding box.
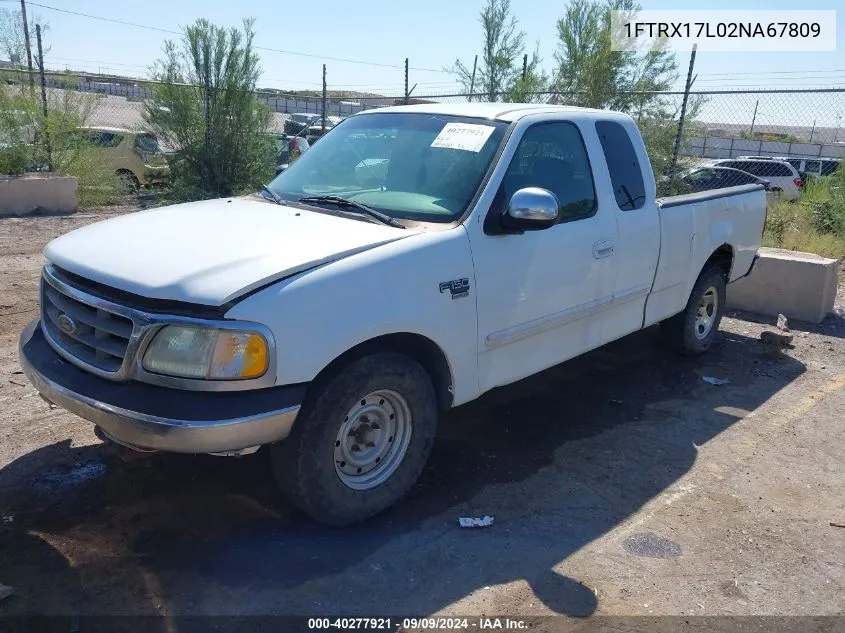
[594,120,646,210]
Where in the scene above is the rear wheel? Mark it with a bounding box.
[660,264,726,356]
[271,352,438,526]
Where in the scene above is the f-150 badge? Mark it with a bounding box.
[439,278,470,299]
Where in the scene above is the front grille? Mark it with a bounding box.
[41,276,134,374]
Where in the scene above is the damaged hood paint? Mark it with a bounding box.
[45,196,415,305]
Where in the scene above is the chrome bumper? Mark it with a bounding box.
[19,320,303,454]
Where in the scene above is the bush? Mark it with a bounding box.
[763,179,845,259]
[809,200,844,235]
[0,143,30,175]
[143,18,276,198]
[0,79,38,175]
[766,211,788,246]
[1,77,132,207]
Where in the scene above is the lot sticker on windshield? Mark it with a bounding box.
[430,123,496,152]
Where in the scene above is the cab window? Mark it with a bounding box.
[595,120,646,210]
[500,121,596,221]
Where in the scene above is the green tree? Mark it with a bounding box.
[505,46,549,103]
[0,9,50,67]
[144,18,274,198]
[450,0,546,101]
[553,0,676,110]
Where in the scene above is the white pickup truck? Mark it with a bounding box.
[19,103,767,525]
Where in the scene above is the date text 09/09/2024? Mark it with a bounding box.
[624,22,821,39]
[307,617,530,630]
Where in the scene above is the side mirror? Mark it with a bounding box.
[504,187,560,230]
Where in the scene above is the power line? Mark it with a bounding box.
[21,1,454,74]
[22,1,180,34]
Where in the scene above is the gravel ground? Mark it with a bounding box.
[0,206,843,627]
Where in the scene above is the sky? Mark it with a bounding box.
[4,0,841,92]
[2,0,844,127]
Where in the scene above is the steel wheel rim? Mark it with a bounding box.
[694,287,719,339]
[334,389,413,491]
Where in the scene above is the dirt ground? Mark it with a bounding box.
[0,206,843,629]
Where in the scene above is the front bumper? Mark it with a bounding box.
[19,320,303,454]
[142,166,171,185]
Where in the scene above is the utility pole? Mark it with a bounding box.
[203,48,211,157]
[834,113,841,143]
[21,0,34,90]
[749,100,759,137]
[468,54,477,102]
[36,24,51,171]
[404,58,409,105]
[321,64,327,133]
[522,53,527,81]
[809,120,816,142]
[669,44,697,195]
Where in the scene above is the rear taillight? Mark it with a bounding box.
[793,177,802,188]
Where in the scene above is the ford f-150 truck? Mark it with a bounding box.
[19,103,766,525]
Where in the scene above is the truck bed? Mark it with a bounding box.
[646,183,768,328]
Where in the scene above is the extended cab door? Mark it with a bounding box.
[593,119,660,343]
[466,117,618,393]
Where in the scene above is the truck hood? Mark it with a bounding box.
[45,196,416,305]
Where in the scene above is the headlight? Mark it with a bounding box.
[142,325,269,380]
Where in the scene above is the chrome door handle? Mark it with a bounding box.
[592,239,616,259]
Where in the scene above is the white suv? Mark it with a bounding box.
[711,158,802,200]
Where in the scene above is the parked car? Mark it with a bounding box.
[275,133,310,175]
[283,113,318,136]
[78,127,170,189]
[710,158,801,199]
[305,115,343,143]
[19,103,766,526]
[679,166,770,193]
[785,157,840,184]
[735,155,841,186]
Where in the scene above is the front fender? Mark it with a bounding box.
[224,228,480,406]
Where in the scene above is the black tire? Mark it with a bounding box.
[660,264,727,356]
[271,352,438,526]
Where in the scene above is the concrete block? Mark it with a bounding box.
[0,173,78,217]
[726,247,838,324]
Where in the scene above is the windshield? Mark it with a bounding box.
[267,112,508,222]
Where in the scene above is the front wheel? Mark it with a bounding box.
[116,170,140,193]
[660,264,726,356]
[271,352,438,526]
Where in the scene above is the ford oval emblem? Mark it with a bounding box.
[58,313,76,335]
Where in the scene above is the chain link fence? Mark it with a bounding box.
[3,66,844,190]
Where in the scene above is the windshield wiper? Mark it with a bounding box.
[261,184,283,205]
[298,195,405,229]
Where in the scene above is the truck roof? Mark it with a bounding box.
[355,102,616,122]
[80,126,147,135]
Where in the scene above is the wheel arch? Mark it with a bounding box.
[307,333,455,413]
[115,167,142,186]
[704,243,734,280]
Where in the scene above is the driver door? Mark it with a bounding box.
[466,119,618,393]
